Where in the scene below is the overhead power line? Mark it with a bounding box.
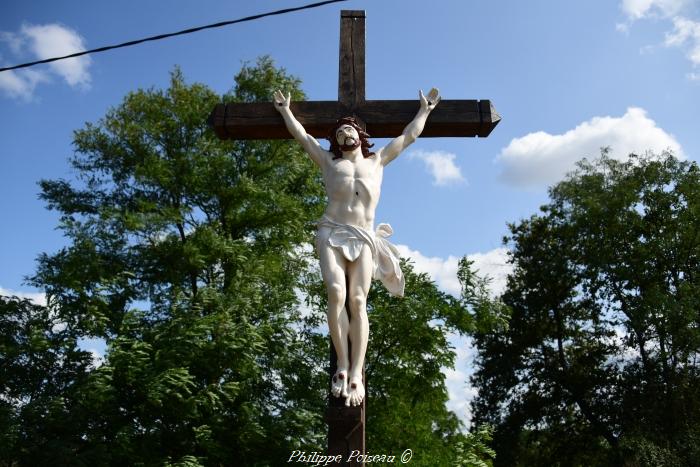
[0,0,348,73]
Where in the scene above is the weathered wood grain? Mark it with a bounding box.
[339,10,365,110]
[209,99,500,139]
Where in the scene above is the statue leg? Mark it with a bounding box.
[344,244,372,407]
[317,228,350,398]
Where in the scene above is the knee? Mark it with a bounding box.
[348,292,367,314]
[326,282,345,305]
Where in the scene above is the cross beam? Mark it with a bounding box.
[208,10,500,139]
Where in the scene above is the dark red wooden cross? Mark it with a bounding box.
[208,10,500,466]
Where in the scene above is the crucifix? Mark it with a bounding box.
[209,9,499,465]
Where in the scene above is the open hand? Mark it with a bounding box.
[419,88,441,111]
[273,90,291,111]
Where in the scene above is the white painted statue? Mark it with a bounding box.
[273,88,441,406]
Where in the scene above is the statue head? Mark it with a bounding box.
[328,117,375,160]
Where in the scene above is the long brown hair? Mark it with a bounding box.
[327,117,375,160]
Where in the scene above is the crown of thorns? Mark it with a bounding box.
[327,117,375,159]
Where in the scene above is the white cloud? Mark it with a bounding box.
[616,22,631,34]
[497,107,683,187]
[621,0,687,20]
[0,68,48,100]
[0,23,90,99]
[622,0,655,19]
[468,248,511,297]
[396,244,462,296]
[21,23,91,87]
[0,286,69,332]
[395,245,511,298]
[665,16,700,66]
[444,333,479,428]
[78,337,106,368]
[409,149,466,186]
[88,348,105,368]
[0,31,24,55]
[0,286,47,306]
[619,0,700,77]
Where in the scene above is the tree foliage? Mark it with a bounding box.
[367,259,475,464]
[0,295,93,464]
[2,57,326,466]
[471,151,700,466]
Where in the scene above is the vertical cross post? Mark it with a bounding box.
[326,12,366,465]
[338,10,365,116]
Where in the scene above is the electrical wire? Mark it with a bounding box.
[0,0,348,73]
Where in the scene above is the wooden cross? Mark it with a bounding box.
[208,10,500,466]
[209,11,500,140]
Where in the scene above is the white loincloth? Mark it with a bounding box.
[317,215,405,297]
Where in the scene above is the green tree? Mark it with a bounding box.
[365,259,472,465]
[6,57,327,466]
[471,151,700,466]
[0,295,93,464]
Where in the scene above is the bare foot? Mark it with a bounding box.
[331,369,348,398]
[345,375,365,407]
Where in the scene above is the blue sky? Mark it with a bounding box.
[2,0,699,425]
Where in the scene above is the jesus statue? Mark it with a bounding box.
[273,88,441,407]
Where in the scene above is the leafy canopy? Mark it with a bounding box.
[471,151,700,466]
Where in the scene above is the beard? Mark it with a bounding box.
[339,136,361,152]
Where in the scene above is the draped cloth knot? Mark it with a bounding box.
[317,216,405,297]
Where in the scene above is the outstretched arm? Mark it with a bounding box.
[379,88,441,166]
[273,90,326,168]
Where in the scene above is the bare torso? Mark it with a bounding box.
[320,150,383,230]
